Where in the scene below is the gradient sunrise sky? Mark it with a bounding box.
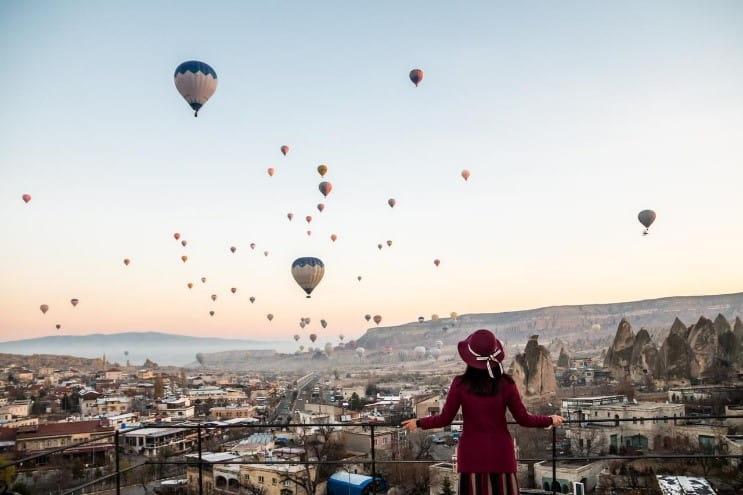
[1,1,742,343]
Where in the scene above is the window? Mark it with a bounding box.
[258,475,264,484]
[272,478,277,485]
[282,480,291,487]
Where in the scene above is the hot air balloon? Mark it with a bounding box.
[299,345,305,351]
[386,240,392,247]
[317,164,328,177]
[377,244,383,250]
[330,234,337,242]
[287,212,294,221]
[318,181,332,197]
[267,168,275,177]
[231,287,237,294]
[174,60,218,117]
[325,342,334,355]
[300,321,306,329]
[638,209,656,235]
[124,350,129,356]
[304,317,311,324]
[187,283,194,289]
[306,216,312,224]
[388,198,398,209]
[56,324,61,330]
[181,240,188,247]
[434,259,440,267]
[364,314,371,322]
[309,333,317,343]
[321,319,328,329]
[123,259,130,266]
[414,346,426,359]
[209,310,215,317]
[357,275,362,282]
[22,194,31,203]
[174,233,181,240]
[281,145,290,156]
[450,312,458,321]
[317,203,325,213]
[291,257,325,298]
[250,243,256,250]
[461,169,471,181]
[249,296,255,304]
[70,299,79,307]
[267,313,274,321]
[356,347,365,358]
[264,250,269,257]
[409,69,424,87]
[373,315,382,325]
[230,246,237,253]
[431,314,439,321]
[181,255,188,263]
[418,316,425,324]
[201,277,207,283]
[211,294,217,301]
[591,324,601,333]
[339,334,344,341]
[307,230,312,236]
[294,334,300,341]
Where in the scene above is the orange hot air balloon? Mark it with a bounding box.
[461,169,471,181]
[309,333,317,343]
[181,255,188,263]
[123,259,131,266]
[373,314,382,325]
[22,194,32,203]
[267,167,275,177]
[307,230,312,236]
[317,203,325,212]
[409,69,424,87]
[209,311,215,316]
[317,164,328,177]
[250,296,256,303]
[264,250,269,257]
[330,234,337,242]
[40,304,49,314]
[231,287,237,294]
[287,212,294,221]
[55,324,61,330]
[434,259,440,267]
[201,277,207,283]
[267,313,274,321]
[386,240,392,247]
[388,198,396,208]
[181,240,188,247]
[230,246,237,253]
[187,283,194,289]
[377,243,383,250]
[211,294,217,301]
[305,215,312,224]
[281,145,290,156]
[174,233,181,240]
[70,298,79,307]
[318,181,332,197]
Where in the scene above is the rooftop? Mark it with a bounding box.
[656,475,716,495]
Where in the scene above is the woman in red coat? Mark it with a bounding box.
[403,329,564,495]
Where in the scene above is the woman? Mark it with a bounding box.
[402,329,564,495]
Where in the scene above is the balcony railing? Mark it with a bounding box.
[2,414,742,495]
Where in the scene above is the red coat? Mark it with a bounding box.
[417,375,552,473]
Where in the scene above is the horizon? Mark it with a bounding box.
[2,2,742,344]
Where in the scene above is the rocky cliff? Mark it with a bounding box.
[509,335,557,396]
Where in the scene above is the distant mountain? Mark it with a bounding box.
[0,332,287,367]
[356,292,743,351]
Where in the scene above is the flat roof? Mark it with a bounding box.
[124,427,187,437]
[656,475,716,495]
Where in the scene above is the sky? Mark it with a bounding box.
[1,1,742,344]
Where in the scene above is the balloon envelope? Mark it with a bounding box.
[461,169,471,181]
[187,283,193,289]
[388,198,396,208]
[70,298,79,307]
[434,259,440,267]
[267,314,274,321]
[174,60,218,117]
[294,334,300,341]
[231,287,237,294]
[318,181,332,197]
[123,259,130,266]
[40,304,49,314]
[317,164,328,177]
[230,246,237,253]
[181,240,187,247]
[321,319,328,328]
[201,277,207,283]
[373,315,382,325]
[56,324,61,330]
[309,333,317,343]
[22,194,31,203]
[211,294,217,301]
[267,168,275,177]
[330,234,337,242]
[209,311,214,316]
[287,213,294,221]
[291,257,325,297]
[281,145,290,156]
[364,314,371,322]
[181,255,188,263]
[250,296,255,303]
[317,203,325,212]
[409,69,424,86]
[638,210,656,229]
[174,233,181,240]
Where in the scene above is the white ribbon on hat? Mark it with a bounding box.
[468,344,503,378]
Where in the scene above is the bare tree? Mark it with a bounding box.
[278,425,347,495]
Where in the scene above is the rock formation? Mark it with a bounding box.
[629,328,658,381]
[557,347,570,368]
[604,319,659,381]
[686,317,719,378]
[604,319,636,377]
[509,335,557,397]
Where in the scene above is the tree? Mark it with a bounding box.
[153,374,164,399]
[349,392,363,411]
[440,475,454,495]
[278,425,347,495]
[0,454,18,490]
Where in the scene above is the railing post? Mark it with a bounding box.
[551,425,558,495]
[114,430,121,495]
[370,423,377,494]
[198,424,203,495]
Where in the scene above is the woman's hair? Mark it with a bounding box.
[460,365,514,396]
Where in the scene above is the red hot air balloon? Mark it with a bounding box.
[434,259,440,267]
[123,259,131,266]
[267,167,275,177]
[287,212,294,221]
[373,315,382,325]
[409,69,424,87]
[330,234,337,242]
[174,233,181,240]
[309,333,317,343]
[317,203,325,213]
[318,181,332,197]
[22,194,32,203]
[230,246,237,253]
[281,145,290,156]
[461,169,471,181]
[305,215,312,224]
[388,198,396,208]
[231,287,237,294]
[70,298,79,307]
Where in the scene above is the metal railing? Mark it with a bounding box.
[2,414,742,495]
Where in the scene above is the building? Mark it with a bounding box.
[122,426,197,457]
[723,435,743,468]
[534,460,605,494]
[157,397,195,419]
[209,404,255,420]
[233,432,274,456]
[341,425,396,455]
[186,452,240,495]
[14,421,114,467]
[428,462,459,495]
[239,460,313,495]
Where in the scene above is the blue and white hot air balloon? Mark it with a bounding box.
[174,61,218,117]
[291,257,325,298]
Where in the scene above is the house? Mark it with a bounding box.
[534,460,605,494]
[238,460,314,495]
[14,420,114,467]
[122,426,197,457]
[186,452,240,495]
[157,397,195,419]
[341,425,396,455]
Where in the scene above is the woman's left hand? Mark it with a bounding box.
[401,419,418,431]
